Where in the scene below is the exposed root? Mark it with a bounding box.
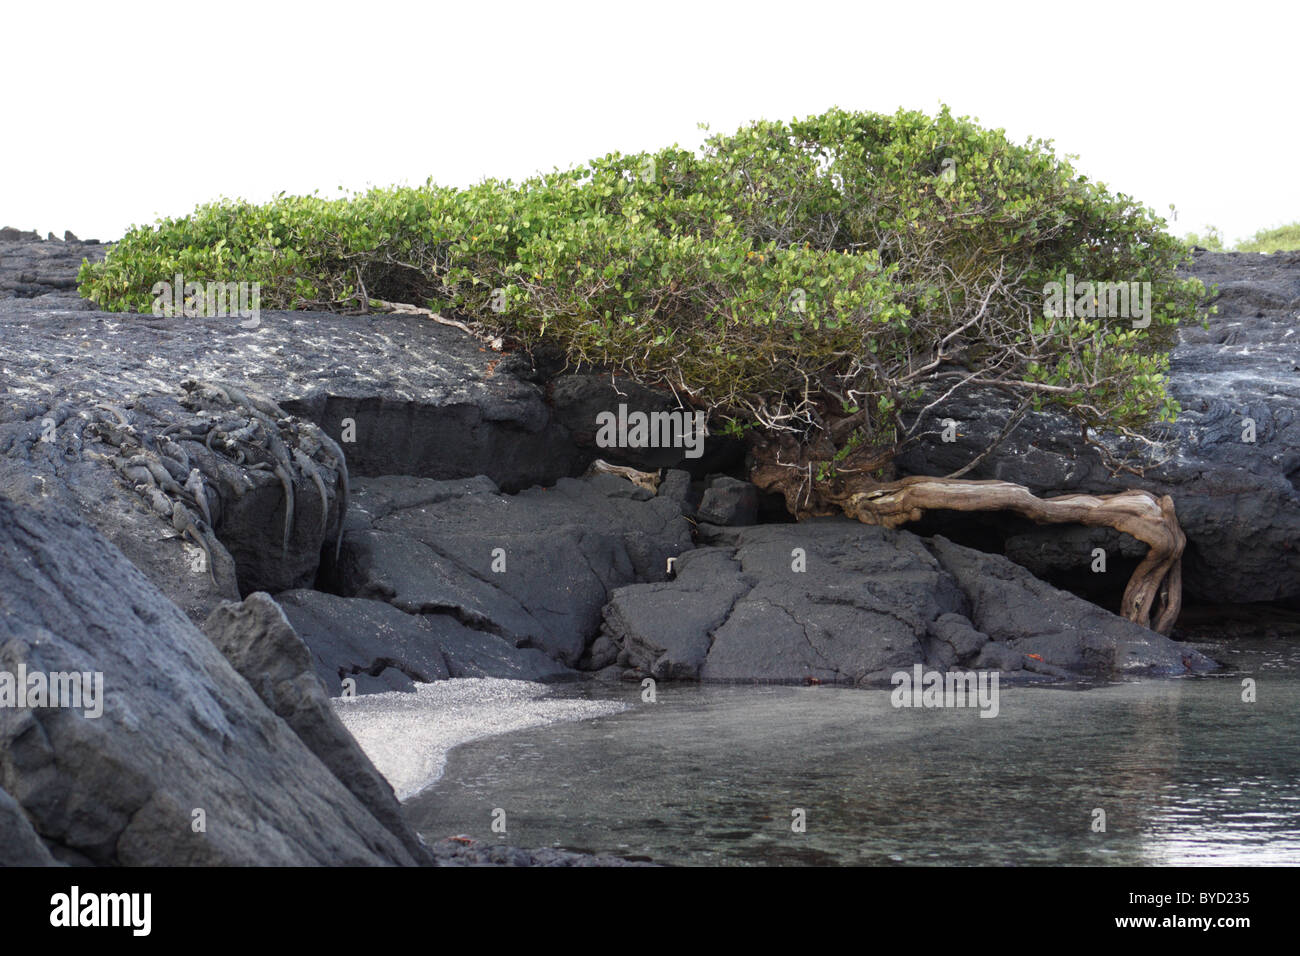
[750,428,1185,635]
[839,477,1184,634]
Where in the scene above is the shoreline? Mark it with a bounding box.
[331,677,629,801]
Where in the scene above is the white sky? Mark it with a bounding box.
[4,0,1295,246]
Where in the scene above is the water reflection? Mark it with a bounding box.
[405,666,1300,865]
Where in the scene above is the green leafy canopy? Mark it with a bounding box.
[80,105,1207,459]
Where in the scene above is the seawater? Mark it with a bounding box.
[401,635,1300,865]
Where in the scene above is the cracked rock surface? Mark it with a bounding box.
[315,471,693,674]
[602,520,1217,683]
[0,496,421,866]
[894,250,1300,607]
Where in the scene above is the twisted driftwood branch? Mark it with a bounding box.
[840,477,1184,634]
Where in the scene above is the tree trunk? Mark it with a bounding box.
[747,435,1185,634]
[840,477,1184,635]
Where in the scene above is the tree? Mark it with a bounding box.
[80,106,1207,633]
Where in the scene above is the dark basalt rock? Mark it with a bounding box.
[893,251,1300,608]
[656,468,701,518]
[0,301,587,493]
[697,475,760,526]
[926,535,1213,677]
[602,519,1215,683]
[547,372,745,476]
[605,547,754,679]
[275,588,571,693]
[332,472,693,667]
[4,239,1290,613]
[0,232,104,302]
[0,387,344,622]
[202,593,433,862]
[0,785,58,866]
[0,404,240,624]
[0,494,420,865]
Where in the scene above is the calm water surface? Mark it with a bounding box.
[406,636,1300,865]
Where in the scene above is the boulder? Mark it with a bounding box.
[202,593,432,862]
[927,536,1212,676]
[334,472,693,666]
[601,519,1216,683]
[656,468,701,518]
[0,494,419,865]
[697,476,759,526]
[0,387,343,621]
[606,548,753,678]
[275,589,571,692]
[0,785,58,866]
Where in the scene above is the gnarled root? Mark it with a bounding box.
[748,426,1185,634]
[841,477,1184,634]
[747,428,1186,634]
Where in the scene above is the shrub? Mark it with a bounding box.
[1236,222,1300,254]
[80,106,1205,465]
[1182,225,1226,252]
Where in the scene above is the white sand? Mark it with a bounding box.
[331,678,626,800]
